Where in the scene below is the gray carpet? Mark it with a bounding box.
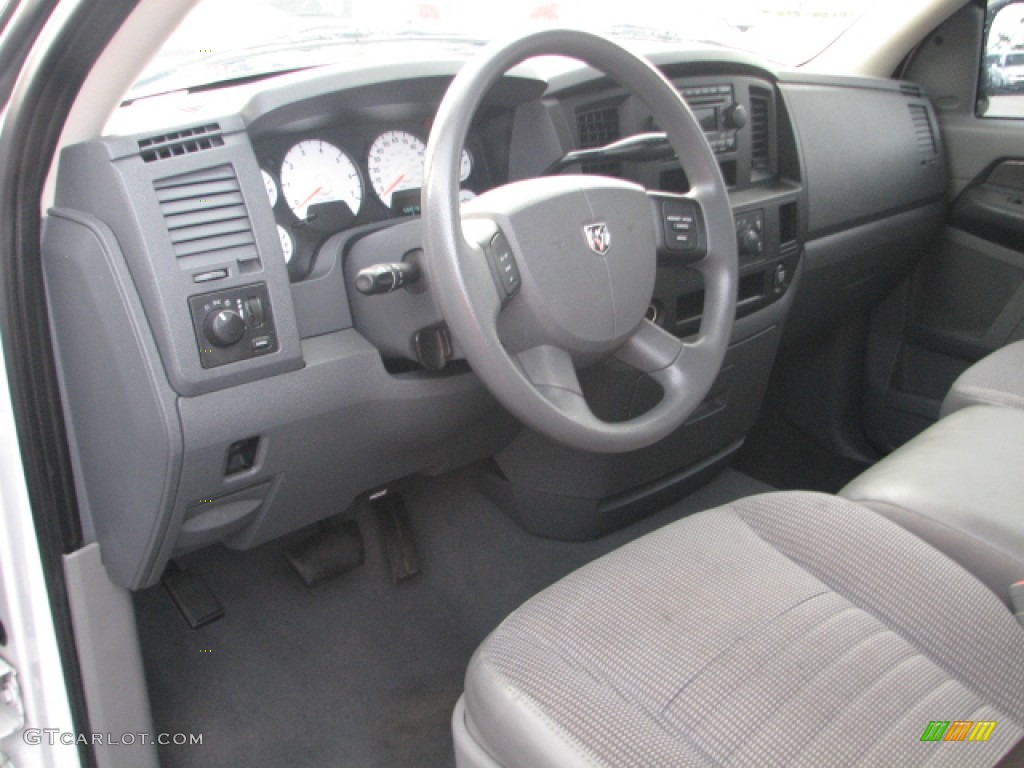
[134,466,772,768]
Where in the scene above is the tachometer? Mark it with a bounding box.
[280,139,362,221]
[368,130,426,208]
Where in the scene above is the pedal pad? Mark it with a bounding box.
[161,561,224,629]
[284,519,364,588]
[371,492,421,583]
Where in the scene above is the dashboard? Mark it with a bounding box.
[43,48,947,589]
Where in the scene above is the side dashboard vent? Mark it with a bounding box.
[139,124,224,163]
[154,164,258,264]
[749,88,772,173]
[908,104,938,157]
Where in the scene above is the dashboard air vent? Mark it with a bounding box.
[908,104,937,157]
[154,164,258,264]
[577,106,620,149]
[749,88,771,173]
[139,124,224,163]
[576,105,622,175]
[900,83,924,98]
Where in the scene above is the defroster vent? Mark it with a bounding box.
[155,164,258,266]
[139,124,224,163]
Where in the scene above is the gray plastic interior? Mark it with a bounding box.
[41,44,955,586]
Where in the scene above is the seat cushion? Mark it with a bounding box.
[841,405,1024,605]
[942,340,1024,417]
[458,492,1024,768]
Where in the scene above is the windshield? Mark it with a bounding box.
[129,0,877,100]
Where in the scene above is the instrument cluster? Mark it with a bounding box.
[255,126,483,279]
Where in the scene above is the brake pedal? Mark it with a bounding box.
[284,518,365,588]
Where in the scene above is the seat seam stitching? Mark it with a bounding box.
[786,650,932,765]
[658,589,838,717]
[720,624,894,763]
[734,501,1024,731]
[503,625,721,767]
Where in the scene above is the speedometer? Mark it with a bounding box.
[368,130,474,209]
[280,139,362,221]
[367,130,426,208]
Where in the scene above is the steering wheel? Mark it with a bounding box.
[423,30,737,454]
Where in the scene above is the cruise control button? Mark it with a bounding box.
[661,199,701,253]
[488,232,521,297]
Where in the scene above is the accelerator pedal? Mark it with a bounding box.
[371,491,421,583]
[284,518,365,588]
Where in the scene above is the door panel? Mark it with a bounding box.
[864,2,1024,452]
[951,160,1024,250]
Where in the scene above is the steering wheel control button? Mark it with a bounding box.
[660,199,702,254]
[486,232,521,298]
[189,283,278,369]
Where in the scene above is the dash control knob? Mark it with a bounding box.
[204,308,246,348]
[739,228,763,256]
[724,104,748,130]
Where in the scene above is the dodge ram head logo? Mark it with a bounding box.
[584,223,611,255]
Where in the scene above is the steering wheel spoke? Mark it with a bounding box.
[515,344,595,421]
[517,344,583,395]
[613,319,684,373]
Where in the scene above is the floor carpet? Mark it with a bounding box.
[134,466,772,768]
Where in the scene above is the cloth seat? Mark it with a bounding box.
[841,404,1024,605]
[941,340,1024,417]
[453,491,1024,768]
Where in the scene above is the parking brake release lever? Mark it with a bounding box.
[354,261,421,295]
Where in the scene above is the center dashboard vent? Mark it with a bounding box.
[154,164,258,265]
[577,105,621,175]
[577,106,620,148]
[749,87,772,174]
[908,104,938,157]
[139,124,224,163]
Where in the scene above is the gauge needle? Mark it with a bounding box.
[297,187,323,211]
[382,174,406,198]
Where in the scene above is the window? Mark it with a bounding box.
[979,0,1024,117]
